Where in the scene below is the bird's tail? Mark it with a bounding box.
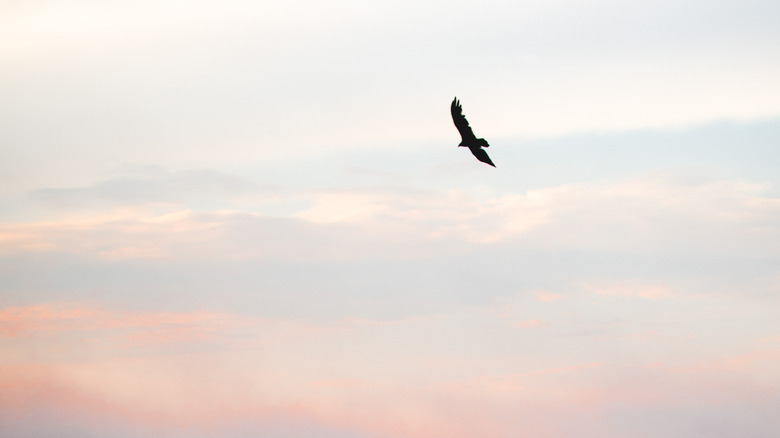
[477,138,489,147]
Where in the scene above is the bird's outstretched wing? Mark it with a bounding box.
[469,146,496,167]
[451,98,478,143]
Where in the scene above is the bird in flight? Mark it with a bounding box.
[451,97,495,167]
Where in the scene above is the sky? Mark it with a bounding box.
[2,0,780,437]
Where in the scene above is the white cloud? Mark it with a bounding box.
[2,0,779,186]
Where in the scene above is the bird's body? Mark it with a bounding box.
[451,97,495,167]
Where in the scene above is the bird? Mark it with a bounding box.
[451,97,495,167]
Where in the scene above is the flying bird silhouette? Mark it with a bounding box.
[451,97,495,167]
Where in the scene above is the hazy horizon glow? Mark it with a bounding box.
[2,1,780,437]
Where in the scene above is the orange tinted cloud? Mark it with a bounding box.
[3,175,780,264]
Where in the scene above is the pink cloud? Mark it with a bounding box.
[514,319,546,329]
[0,305,102,337]
[536,290,561,302]
[583,282,673,300]
[2,346,779,438]
[3,303,779,438]
[0,304,237,346]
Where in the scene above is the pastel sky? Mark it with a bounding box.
[2,1,780,437]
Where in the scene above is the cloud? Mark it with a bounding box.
[513,319,546,329]
[0,304,238,349]
[31,168,268,210]
[536,290,561,302]
[291,172,780,255]
[583,282,673,300]
[2,2,779,437]
[2,359,777,438]
[2,172,778,319]
[7,171,779,264]
[2,299,780,438]
[3,0,779,192]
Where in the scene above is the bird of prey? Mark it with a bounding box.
[451,97,495,167]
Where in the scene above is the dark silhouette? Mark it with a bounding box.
[451,97,495,167]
